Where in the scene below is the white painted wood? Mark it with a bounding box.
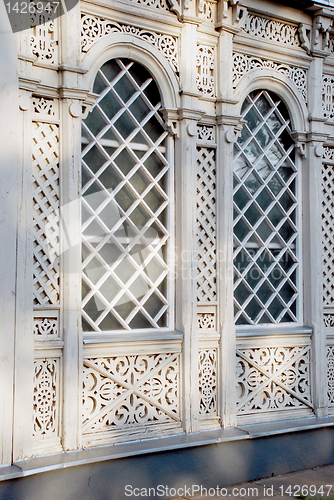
[305,57,328,417]
[0,8,19,466]
[13,93,34,462]
[60,98,82,451]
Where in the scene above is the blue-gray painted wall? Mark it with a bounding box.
[1,427,334,500]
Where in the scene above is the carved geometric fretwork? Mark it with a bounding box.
[233,54,307,100]
[197,124,216,145]
[322,76,334,120]
[199,349,217,416]
[196,147,216,302]
[30,10,58,65]
[236,346,311,415]
[241,13,300,47]
[32,122,60,306]
[325,314,334,327]
[198,312,215,330]
[322,163,334,306]
[196,45,215,97]
[34,317,58,338]
[82,354,180,435]
[327,346,334,406]
[33,358,59,438]
[32,97,57,118]
[324,147,334,163]
[81,15,178,72]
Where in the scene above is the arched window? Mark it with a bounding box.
[233,90,299,326]
[81,58,172,332]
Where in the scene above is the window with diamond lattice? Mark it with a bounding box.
[233,90,299,326]
[81,59,172,332]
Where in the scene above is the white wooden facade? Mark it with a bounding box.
[2,0,334,477]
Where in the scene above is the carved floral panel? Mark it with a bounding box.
[83,353,180,434]
[236,346,311,415]
[327,346,334,406]
[33,358,59,438]
[34,317,58,338]
[199,349,217,416]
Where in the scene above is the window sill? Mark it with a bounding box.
[236,325,313,337]
[83,330,184,344]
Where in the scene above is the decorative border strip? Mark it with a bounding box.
[233,53,307,100]
[81,15,178,73]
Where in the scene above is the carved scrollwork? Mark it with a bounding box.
[82,353,180,434]
[233,54,307,100]
[197,313,215,330]
[199,349,217,416]
[325,315,334,327]
[241,13,300,47]
[33,358,59,438]
[197,125,216,144]
[327,346,334,406]
[196,45,215,97]
[81,15,178,73]
[236,346,311,414]
[34,317,58,337]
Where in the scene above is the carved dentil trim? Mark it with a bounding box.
[81,15,179,73]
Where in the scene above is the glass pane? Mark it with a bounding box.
[82,59,170,331]
[99,91,122,119]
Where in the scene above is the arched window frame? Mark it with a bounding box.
[80,57,176,334]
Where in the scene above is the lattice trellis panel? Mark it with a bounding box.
[236,346,311,415]
[33,358,59,439]
[199,349,217,416]
[196,147,216,302]
[233,90,298,325]
[322,163,334,307]
[83,353,180,435]
[327,346,334,407]
[33,122,60,306]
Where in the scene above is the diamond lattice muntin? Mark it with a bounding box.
[233,90,299,326]
[81,59,170,332]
